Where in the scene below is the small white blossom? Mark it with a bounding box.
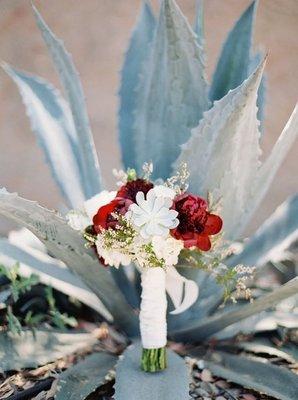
[152,236,183,266]
[153,185,176,200]
[126,189,179,239]
[113,169,128,186]
[95,236,132,268]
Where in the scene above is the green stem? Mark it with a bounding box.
[141,347,167,372]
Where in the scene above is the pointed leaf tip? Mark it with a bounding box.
[210,0,258,102]
[32,4,103,198]
[134,0,209,179]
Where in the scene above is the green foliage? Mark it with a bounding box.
[0,263,77,333]
[6,306,22,335]
[45,286,78,330]
[0,263,39,302]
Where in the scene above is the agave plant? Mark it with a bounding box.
[0,0,297,398]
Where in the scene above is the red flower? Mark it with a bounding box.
[171,193,222,251]
[93,197,133,233]
[117,179,153,202]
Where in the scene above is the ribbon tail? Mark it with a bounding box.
[165,266,199,315]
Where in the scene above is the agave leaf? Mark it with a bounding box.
[0,238,111,319]
[3,65,85,209]
[171,277,298,342]
[0,189,139,336]
[175,59,265,239]
[203,351,298,400]
[0,330,97,372]
[209,1,257,102]
[111,267,140,309]
[227,195,298,268]
[134,0,209,179]
[114,341,189,400]
[194,0,204,47]
[32,5,102,198]
[213,310,298,340]
[119,0,156,170]
[235,338,298,364]
[249,51,266,130]
[248,104,298,225]
[55,352,117,400]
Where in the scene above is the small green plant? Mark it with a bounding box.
[0,263,77,333]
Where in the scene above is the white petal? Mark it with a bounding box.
[152,196,165,213]
[136,191,145,205]
[84,191,116,219]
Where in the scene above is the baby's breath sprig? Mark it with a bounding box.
[178,248,255,303]
[207,191,222,214]
[141,243,165,269]
[166,162,190,194]
[142,162,153,181]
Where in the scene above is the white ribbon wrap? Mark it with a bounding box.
[166,266,199,315]
[140,267,167,349]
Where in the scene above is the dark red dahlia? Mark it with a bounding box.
[117,179,153,202]
[93,197,133,233]
[171,193,222,251]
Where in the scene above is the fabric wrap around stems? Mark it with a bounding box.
[140,267,167,349]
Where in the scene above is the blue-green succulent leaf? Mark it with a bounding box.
[2,64,84,209]
[0,330,98,372]
[32,5,102,198]
[55,352,117,400]
[204,351,298,400]
[247,104,298,226]
[249,51,266,131]
[0,189,139,336]
[134,0,209,179]
[0,237,111,319]
[175,59,265,240]
[209,1,257,102]
[111,267,140,309]
[115,341,189,400]
[119,1,156,170]
[228,195,298,268]
[171,277,298,342]
[194,0,204,47]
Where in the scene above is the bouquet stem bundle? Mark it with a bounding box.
[140,267,167,372]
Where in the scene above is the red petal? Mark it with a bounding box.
[93,200,118,232]
[196,235,211,251]
[203,213,223,235]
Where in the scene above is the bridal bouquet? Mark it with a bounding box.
[0,0,297,397]
[67,163,223,371]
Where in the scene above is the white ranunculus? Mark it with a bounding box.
[126,189,179,239]
[84,190,117,220]
[67,190,116,231]
[152,185,176,200]
[152,236,183,266]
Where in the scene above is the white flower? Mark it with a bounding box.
[126,189,179,239]
[152,236,183,266]
[152,185,176,200]
[67,190,116,231]
[95,236,131,268]
[84,191,116,220]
